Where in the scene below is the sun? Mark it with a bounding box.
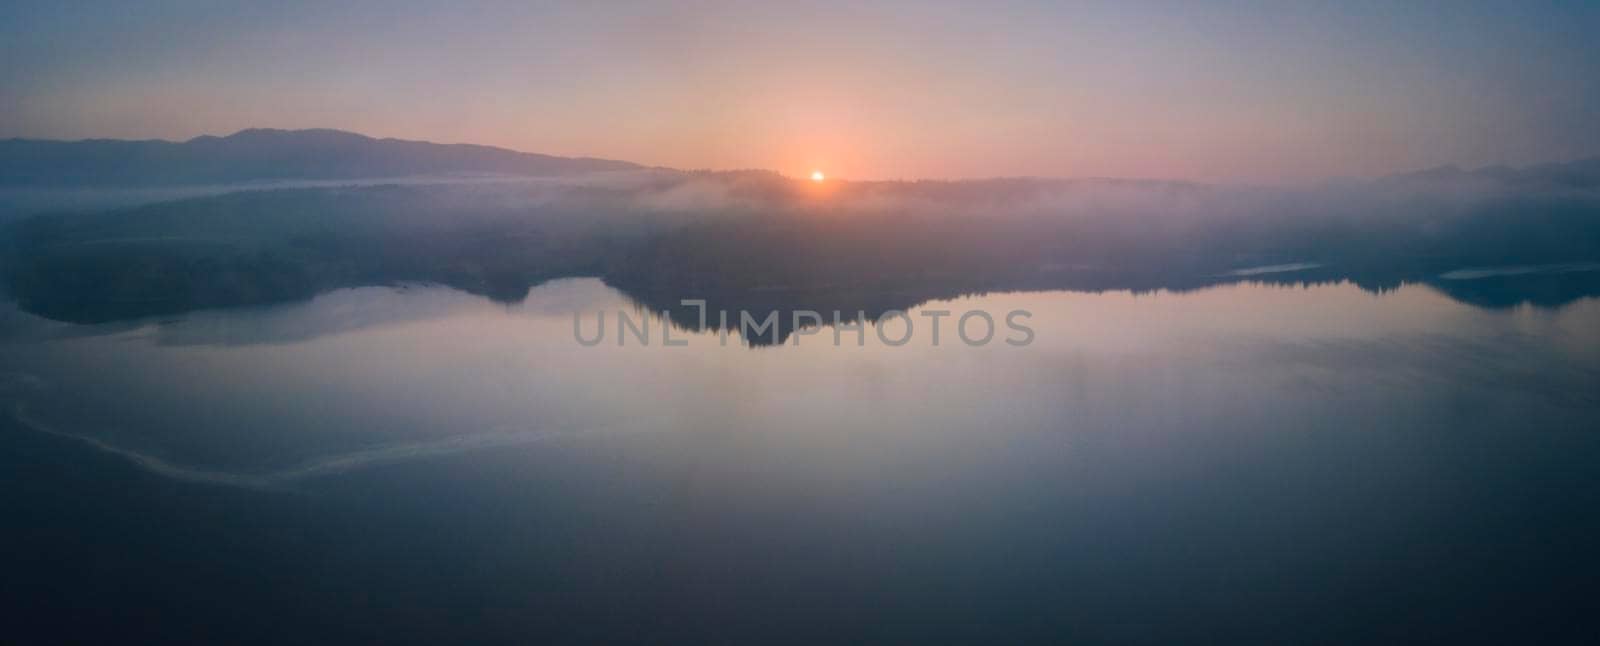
[810,170,825,182]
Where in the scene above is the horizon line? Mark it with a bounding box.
[7,126,1599,188]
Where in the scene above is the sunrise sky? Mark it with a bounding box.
[4,0,1599,183]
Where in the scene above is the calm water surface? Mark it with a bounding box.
[4,279,1599,643]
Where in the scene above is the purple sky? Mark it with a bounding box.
[3,1,1599,183]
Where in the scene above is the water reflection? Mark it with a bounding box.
[2,277,1596,477]
[11,263,1595,351]
[624,268,1600,347]
[4,275,1599,643]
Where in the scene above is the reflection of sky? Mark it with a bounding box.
[4,1,1599,182]
[3,278,1596,480]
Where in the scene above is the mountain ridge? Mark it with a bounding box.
[6,127,1600,189]
[0,128,642,186]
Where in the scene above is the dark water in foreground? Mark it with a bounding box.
[3,278,1599,644]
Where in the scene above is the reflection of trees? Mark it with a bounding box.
[612,268,1600,347]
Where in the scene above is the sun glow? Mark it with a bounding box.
[810,170,825,182]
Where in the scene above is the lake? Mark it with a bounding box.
[4,278,1599,644]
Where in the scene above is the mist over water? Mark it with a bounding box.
[4,278,1598,642]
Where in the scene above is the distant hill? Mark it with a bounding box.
[1384,156,1600,190]
[0,128,641,186]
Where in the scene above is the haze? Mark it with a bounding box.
[3,0,1600,183]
